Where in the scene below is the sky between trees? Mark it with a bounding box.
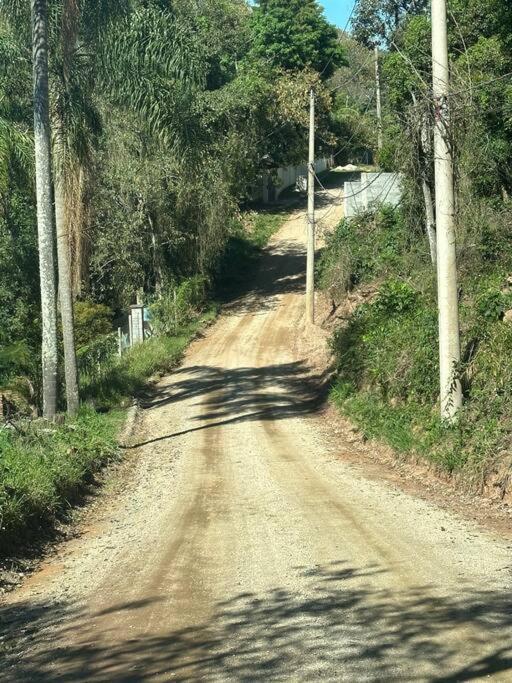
[320,0,356,28]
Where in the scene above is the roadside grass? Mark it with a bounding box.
[321,205,512,480]
[0,408,123,550]
[81,307,217,412]
[0,308,217,551]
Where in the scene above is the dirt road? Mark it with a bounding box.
[3,178,512,681]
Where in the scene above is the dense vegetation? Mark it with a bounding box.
[319,0,512,486]
[0,0,346,406]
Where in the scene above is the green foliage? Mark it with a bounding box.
[0,408,122,546]
[150,276,209,335]
[0,342,34,387]
[476,289,512,323]
[74,301,113,348]
[77,333,117,383]
[352,0,428,48]
[330,281,438,404]
[81,314,215,411]
[373,279,417,315]
[217,209,286,286]
[325,199,512,477]
[250,0,346,77]
[318,206,423,299]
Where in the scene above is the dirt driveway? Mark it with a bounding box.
[2,179,512,681]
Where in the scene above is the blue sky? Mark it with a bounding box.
[319,0,356,29]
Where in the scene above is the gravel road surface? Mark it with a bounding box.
[2,179,512,681]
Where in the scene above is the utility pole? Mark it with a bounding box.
[432,0,462,422]
[306,88,315,325]
[374,46,383,151]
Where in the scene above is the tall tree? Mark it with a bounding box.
[352,0,427,47]
[31,0,57,419]
[250,0,345,77]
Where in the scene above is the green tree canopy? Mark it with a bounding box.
[352,0,427,47]
[249,0,346,77]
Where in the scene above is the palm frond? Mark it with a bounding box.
[100,5,206,150]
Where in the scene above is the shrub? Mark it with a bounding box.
[373,279,418,315]
[325,199,512,476]
[150,275,209,335]
[74,301,113,348]
[318,206,426,301]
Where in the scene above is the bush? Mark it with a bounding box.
[331,280,438,404]
[326,201,512,476]
[77,333,118,383]
[74,301,114,348]
[318,206,424,301]
[216,210,286,287]
[150,275,209,335]
[81,309,215,411]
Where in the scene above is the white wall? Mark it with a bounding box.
[259,157,333,203]
[344,173,403,218]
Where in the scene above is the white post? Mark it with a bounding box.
[432,0,462,422]
[306,88,316,325]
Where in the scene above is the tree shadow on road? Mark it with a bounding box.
[2,561,512,681]
[128,359,332,448]
[221,241,308,317]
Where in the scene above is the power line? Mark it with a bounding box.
[319,0,357,78]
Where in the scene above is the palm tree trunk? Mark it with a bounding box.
[31,0,57,419]
[54,147,80,417]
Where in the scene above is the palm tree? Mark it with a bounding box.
[49,0,110,416]
[50,0,85,417]
[31,0,58,419]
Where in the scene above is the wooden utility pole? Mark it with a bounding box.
[374,46,383,151]
[31,0,58,419]
[306,88,315,325]
[432,0,462,422]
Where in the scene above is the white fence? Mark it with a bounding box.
[255,157,333,203]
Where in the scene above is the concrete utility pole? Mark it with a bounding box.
[306,88,315,325]
[432,0,462,422]
[374,46,383,151]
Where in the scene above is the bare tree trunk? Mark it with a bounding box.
[422,177,437,265]
[54,144,80,417]
[374,46,383,151]
[418,110,437,265]
[31,0,57,419]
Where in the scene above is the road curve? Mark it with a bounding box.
[3,182,512,682]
